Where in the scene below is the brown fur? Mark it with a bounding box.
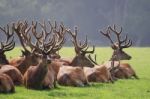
[9,57,25,67]
[84,65,113,83]
[50,61,62,77]
[0,73,15,93]
[58,57,73,65]
[57,66,89,87]
[70,55,95,67]
[42,64,56,89]
[0,65,23,85]
[23,57,53,90]
[114,63,138,79]
[9,52,40,75]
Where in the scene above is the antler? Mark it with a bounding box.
[67,26,88,54]
[100,25,132,49]
[32,20,66,55]
[49,21,66,53]
[100,26,114,45]
[88,54,98,65]
[0,24,15,52]
[31,21,44,44]
[109,25,132,49]
[12,20,31,52]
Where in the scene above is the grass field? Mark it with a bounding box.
[0,47,150,99]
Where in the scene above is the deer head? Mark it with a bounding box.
[100,25,132,61]
[67,26,96,67]
[0,24,15,65]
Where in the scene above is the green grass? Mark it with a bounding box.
[1,47,150,99]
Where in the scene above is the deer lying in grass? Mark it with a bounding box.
[83,55,113,83]
[57,66,89,87]
[0,24,23,85]
[22,20,63,90]
[57,26,98,86]
[0,72,15,93]
[69,27,113,83]
[57,26,113,86]
[100,25,138,79]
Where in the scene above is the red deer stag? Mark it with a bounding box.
[67,26,96,67]
[0,24,23,85]
[57,26,112,86]
[31,20,68,88]
[57,26,97,87]
[23,21,59,90]
[67,26,113,83]
[100,25,138,79]
[10,21,40,75]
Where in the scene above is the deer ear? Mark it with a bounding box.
[21,50,25,55]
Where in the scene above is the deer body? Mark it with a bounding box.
[100,25,138,80]
[84,65,113,83]
[114,63,138,79]
[0,65,23,85]
[0,73,15,93]
[23,58,50,90]
[57,66,89,87]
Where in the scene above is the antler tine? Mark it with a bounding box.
[78,35,88,49]
[88,54,98,65]
[121,39,132,49]
[31,21,44,43]
[0,24,15,52]
[54,36,66,49]
[39,20,51,41]
[0,24,14,42]
[43,34,57,55]
[109,25,132,49]
[48,20,54,34]
[54,20,57,29]
[52,21,66,39]
[94,54,97,63]
[67,27,78,48]
[44,34,56,48]
[2,37,15,52]
[100,26,114,44]
[86,45,95,53]
[81,45,95,55]
[109,25,123,48]
[13,21,31,52]
[120,34,127,44]
[25,32,41,52]
[57,22,66,38]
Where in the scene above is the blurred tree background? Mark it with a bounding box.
[0,0,149,46]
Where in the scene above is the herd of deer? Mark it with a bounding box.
[0,20,138,93]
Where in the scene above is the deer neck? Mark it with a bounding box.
[18,56,33,74]
[110,50,121,69]
[0,54,9,65]
[34,59,48,82]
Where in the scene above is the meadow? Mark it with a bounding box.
[0,47,150,99]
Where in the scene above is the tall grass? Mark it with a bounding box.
[1,47,150,99]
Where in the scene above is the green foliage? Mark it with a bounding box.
[1,47,150,99]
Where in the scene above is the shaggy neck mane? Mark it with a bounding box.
[0,54,9,65]
[17,57,32,74]
[34,61,48,82]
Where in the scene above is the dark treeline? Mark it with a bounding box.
[0,0,150,46]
